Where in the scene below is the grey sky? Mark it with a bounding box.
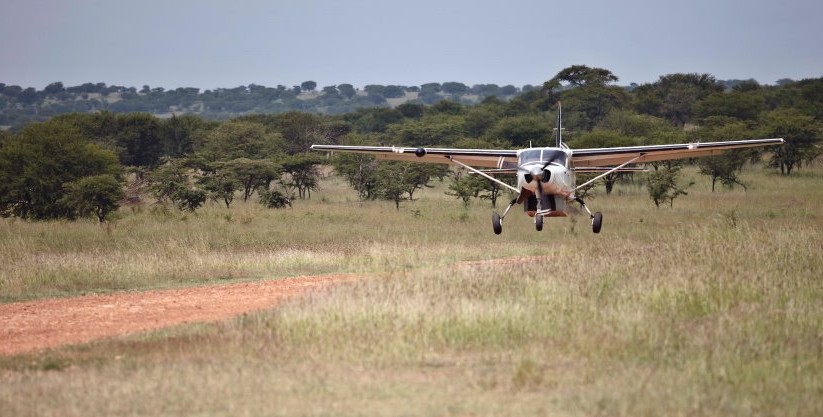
[2,0,821,90]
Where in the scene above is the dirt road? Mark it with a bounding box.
[0,274,354,356]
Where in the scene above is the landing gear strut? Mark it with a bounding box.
[492,198,517,235]
[575,197,603,234]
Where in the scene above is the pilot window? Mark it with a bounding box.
[518,149,567,166]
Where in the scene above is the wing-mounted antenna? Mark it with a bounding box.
[555,102,563,148]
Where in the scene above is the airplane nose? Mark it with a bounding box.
[529,166,543,178]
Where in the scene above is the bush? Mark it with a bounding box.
[259,190,292,209]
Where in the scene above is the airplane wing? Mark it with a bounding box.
[310,145,518,169]
[571,138,784,167]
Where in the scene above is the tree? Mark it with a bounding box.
[116,113,164,168]
[263,112,345,154]
[760,109,822,175]
[59,175,125,222]
[693,91,766,122]
[280,154,323,199]
[698,154,748,192]
[633,73,723,126]
[44,81,65,95]
[446,171,484,207]
[694,118,757,191]
[646,164,693,208]
[199,120,284,160]
[337,84,356,99]
[259,190,291,208]
[0,121,122,220]
[300,81,317,92]
[383,85,406,98]
[542,65,627,131]
[442,82,468,95]
[222,158,281,201]
[573,131,639,194]
[544,65,619,89]
[486,116,552,147]
[147,161,207,211]
[375,163,409,210]
[198,168,241,208]
[161,114,214,158]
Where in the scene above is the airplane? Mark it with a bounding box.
[311,104,783,235]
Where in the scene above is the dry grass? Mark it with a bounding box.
[1,165,822,416]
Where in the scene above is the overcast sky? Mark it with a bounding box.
[2,0,821,90]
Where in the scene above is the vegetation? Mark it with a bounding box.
[0,165,822,416]
[0,81,524,128]
[3,68,822,223]
[0,65,822,414]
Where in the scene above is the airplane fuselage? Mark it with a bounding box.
[515,147,575,216]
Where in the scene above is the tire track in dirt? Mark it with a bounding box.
[0,274,355,356]
[0,257,536,357]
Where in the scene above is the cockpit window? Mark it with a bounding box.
[519,149,542,163]
[518,148,568,166]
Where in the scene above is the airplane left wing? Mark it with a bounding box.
[571,138,784,167]
[310,145,518,169]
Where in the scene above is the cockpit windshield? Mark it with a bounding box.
[518,148,568,166]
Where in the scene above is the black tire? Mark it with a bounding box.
[535,214,543,231]
[592,212,603,233]
[492,212,502,235]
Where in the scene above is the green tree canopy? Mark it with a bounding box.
[59,174,125,222]
[0,120,122,219]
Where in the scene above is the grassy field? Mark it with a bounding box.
[1,165,822,416]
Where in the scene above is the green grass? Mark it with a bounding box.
[1,166,822,416]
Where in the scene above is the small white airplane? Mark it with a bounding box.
[312,104,783,235]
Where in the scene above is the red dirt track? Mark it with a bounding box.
[0,274,354,356]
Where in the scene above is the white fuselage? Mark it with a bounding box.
[515,147,575,200]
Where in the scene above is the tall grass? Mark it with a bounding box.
[1,166,822,416]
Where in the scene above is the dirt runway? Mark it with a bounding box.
[0,274,354,356]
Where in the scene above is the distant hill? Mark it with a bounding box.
[0,81,533,130]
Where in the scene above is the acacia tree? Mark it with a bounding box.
[646,163,693,208]
[375,163,409,210]
[446,171,484,207]
[760,110,822,175]
[542,65,628,131]
[699,154,748,192]
[694,118,756,191]
[198,167,241,208]
[59,175,125,222]
[147,160,206,211]
[221,158,280,201]
[300,81,317,92]
[280,154,323,199]
[334,152,378,201]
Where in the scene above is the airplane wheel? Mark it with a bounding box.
[535,214,543,231]
[492,212,502,235]
[592,212,603,234]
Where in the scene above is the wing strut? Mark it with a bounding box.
[574,154,643,191]
[449,157,520,194]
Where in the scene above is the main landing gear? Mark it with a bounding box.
[576,197,602,234]
[492,197,603,235]
[492,198,517,235]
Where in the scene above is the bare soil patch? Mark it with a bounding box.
[0,274,354,356]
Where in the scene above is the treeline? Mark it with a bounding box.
[0,80,529,129]
[1,65,821,221]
